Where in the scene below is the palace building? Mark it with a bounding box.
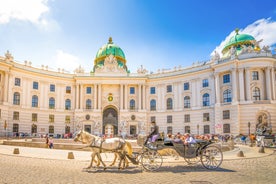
[0,30,275,137]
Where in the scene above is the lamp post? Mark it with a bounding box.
[197,124,199,135]
[248,122,251,136]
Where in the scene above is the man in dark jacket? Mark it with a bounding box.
[148,121,159,142]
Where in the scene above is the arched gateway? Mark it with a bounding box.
[102,107,118,137]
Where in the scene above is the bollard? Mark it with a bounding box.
[67,152,75,159]
[13,148,20,154]
[236,150,244,157]
[258,146,265,153]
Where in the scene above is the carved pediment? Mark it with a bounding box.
[94,55,127,75]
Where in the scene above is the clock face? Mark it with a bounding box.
[108,95,113,102]
[131,115,136,120]
[86,114,90,120]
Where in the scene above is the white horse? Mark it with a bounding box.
[74,130,132,170]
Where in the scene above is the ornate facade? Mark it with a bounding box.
[0,32,276,137]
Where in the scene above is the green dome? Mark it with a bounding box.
[222,29,255,54]
[94,37,126,65]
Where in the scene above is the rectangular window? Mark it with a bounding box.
[32,113,38,122]
[150,87,155,94]
[184,82,189,90]
[202,79,209,87]
[33,81,39,89]
[66,86,71,94]
[49,114,55,123]
[184,114,190,123]
[223,124,230,133]
[252,71,259,80]
[223,74,230,83]
[130,87,135,94]
[65,116,70,123]
[167,115,172,123]
[203,113,210,122]
[167,126,173,134]
[167,85,172,93]
[13,111,19,120]
[150,116,156,123]
[204,125,210,134]
[86,87,92,94]
[50,84,55,92]
[223,110,230,119]
[15,78,21,86]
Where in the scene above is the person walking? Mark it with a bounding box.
[48,137,54,149]
[45,134,49,148]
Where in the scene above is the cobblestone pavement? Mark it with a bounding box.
[0,152,276,184]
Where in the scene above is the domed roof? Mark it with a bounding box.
[94,37,126,65]
[222,29,255,54]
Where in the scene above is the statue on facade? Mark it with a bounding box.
[262,45,271,53]
[137,65,148,74]
[256,114,269,135]
[211,51,220,61]
[5,50,13,61]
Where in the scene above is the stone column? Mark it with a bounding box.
[245,68,251,101]
[120,84,123,110]
[94,84,97,109]
[265,67,272,100]
[238,68,245,101]
[178,82,182,110]
[271,68,276,100]
[98,84,102,110]
[191,79,197,107]
[124,84,128,110]
[4,71,9,102]
[214,73,220,104]
[80,84,83,109]
[142,84,146,110]
[231,68,237,102]
[138,84,142,110]
[76,84,79,109]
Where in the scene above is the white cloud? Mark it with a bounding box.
[0,0,56,29]
[54,50,81,72]
[212,18,276,56]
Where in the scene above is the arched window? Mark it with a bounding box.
[49,97,55,109]
[223,89,232,103]
[32,95,38,107]
[184,96,190,108]
[167,98,173,110]
[253,87,261,100]
[150,99,156,111]
[86,99,92,109]
[130,99,135,110]
[13,92,20,105]
[202,93,210,106]
[65,99,71,110]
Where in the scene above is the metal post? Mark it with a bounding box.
[248,122,251,136]
[197,124,199,135]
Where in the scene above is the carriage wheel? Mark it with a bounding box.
[141,149,163,171]
[184,156,200,165]
[200,145,223,170]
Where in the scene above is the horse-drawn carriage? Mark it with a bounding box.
[74,130,223,172]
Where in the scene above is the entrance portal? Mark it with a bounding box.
[102,107,118,137]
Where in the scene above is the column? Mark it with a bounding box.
[138,84,142,110]
[142,84,146,110]
[178,82,182,110]
[271,68,276,100]
[98,84,102,109]
[238,68,245,101]
[4,71,9,102]
[80,84,83,109]
[265,67,272,100]
[191,79,197,107]
[120,84,123,110]
[245,68,251,101]
[94,84,97,109]
[124,84,128,110]
[231,68,237,102]
[214,73,220,104]
[76,84,79,109]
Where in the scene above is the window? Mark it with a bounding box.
[167,85,172,93]
[223,124,230,133]
[65,126,70,134]
[32,113,38,122]
[49,125,54,133]
[166,98,173,110]
[49,114,55,123]
[50,84,55,92]
[184,82,189,90]
[184,126,190,133]
[32,95,38,107]
[202,93,210,106]
[13,92,20,105]
[65,116,70,123]
[204,125,210,134]
[223,89,232,102]
[150,87,155,94]
[203,113,210,122]
[223,110,230,119]
[13,111,19,120]
[13,123,19,133]
[33,81,39,89]
[129,99,135,110]
[184,114,190,123]
[184,96,190,108]
[252,71,259,80]
[150,116,156,123]
[49,97,55,109]
[130,87,135,94]
[31,124,37,134]
[15,78,21,86]
[86,87,92,94]
[150,99,156,111]
[252,87,260,100]
[66,86,71,94]
[223,74,230,83]
[86,99,92,109]
[167,126,173,134]
[167,115,172,123]
[202,79,209,87]
[65,99,71,110]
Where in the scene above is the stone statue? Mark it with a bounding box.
[262,45,271,53]
[256,114,269,135]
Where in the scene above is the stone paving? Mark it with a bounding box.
[0,143,275,184]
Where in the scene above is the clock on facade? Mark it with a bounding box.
[85,114,90,120]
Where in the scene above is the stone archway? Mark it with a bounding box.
[102,107,118,137]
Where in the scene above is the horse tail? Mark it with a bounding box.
[125,141,133,156]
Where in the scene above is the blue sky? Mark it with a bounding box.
[1,0,276,73]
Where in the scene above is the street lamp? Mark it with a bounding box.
[248,122,251,136]
[197,124,199,135]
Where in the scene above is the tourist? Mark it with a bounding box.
[147,121,159,143]
[184,133,196,145]
[45,134,49,148]
[48,137,54,149]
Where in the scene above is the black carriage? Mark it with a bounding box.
[128,135,223,172]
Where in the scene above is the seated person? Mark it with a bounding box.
[147,121,159,143]
[184,133,196,145]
